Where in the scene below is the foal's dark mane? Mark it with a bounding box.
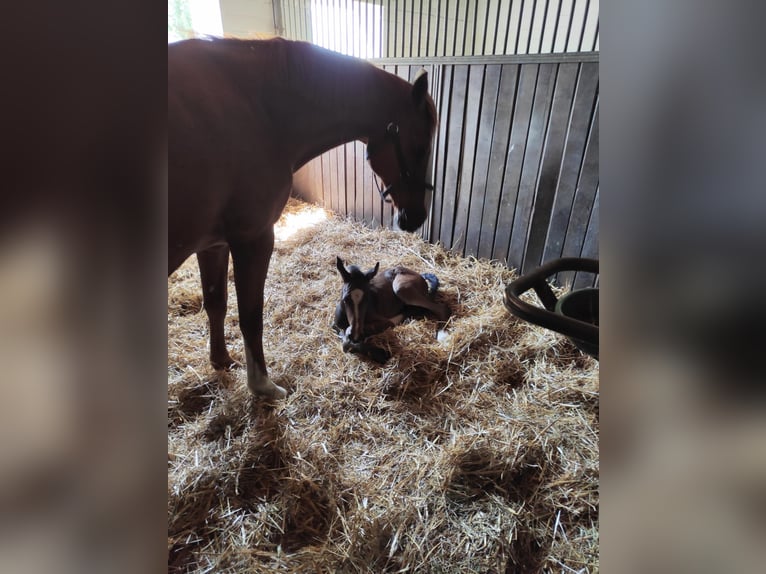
[343,265,371,287]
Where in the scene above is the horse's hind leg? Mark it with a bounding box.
[229,230,287,399]
[393,276,451,321]
[197,245,237,370]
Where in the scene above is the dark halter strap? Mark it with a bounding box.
[366,122,432,203]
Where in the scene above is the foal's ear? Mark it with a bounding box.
[412,69,429,109]
[336,256,351,282]
[366,262,380,280]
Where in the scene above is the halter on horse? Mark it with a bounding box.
[334,257,451,362]
[168,38,438,397]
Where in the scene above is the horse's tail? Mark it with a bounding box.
[421,273,440,295]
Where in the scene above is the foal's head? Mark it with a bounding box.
[365,69,437,233]
[336,256,379,343]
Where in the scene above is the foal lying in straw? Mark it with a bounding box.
[333,256,451,362]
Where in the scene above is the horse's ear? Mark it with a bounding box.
[366,262,380,280]
[412,69,429,109]
[336,256,351,282]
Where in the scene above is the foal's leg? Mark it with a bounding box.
[393,275,451,321]
[333,301,348,334]
[229,229,287,399]
[197,245,237,370]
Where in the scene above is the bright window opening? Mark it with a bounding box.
[168,0,223,43]
[311,0,383,58]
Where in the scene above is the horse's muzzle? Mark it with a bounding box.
[396,208,426,232]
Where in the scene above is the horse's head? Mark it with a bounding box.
[336,256,379,343]
[366,70,437,232]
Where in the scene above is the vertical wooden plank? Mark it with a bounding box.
[341,144,349,216]
[542,62,598,263]
[492,63,537,265]
[580,3,599,52]
[567,0,588,52]
[522,61,579,274]
[336,146,345,215]
[477,64,518,260]
[500,0,516,54]
[354,142,366,224]
[436,0,444,56]
[460,0,471,56]
[431,64,453,243]
[492,0,508,55]
[330,147,345,215]
[449,64,485,254]
[315,156,323,206]
[419,63,433,239]
[330,146,339,214]
[553,0,573,52]
[328,149,337,212]
[370,150,382,228]
[577,0,591,52]
[321,152,333,210]
[464,64,502,258]
[523,0,537,54]
[481,0,494,56]
[345,142,356,219]
[506,63,556,270]
[513,0,527,54]
[437,65,469,249]
[559,100,598,286]
[469,0,481,56]
[573,185,599,289]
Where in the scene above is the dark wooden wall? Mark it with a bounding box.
[292,52,599,287]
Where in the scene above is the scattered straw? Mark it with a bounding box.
[168,198,599,573]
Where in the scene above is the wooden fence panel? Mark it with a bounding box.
[559,98,599,287]
[430,63,453,242]
[522,61,579,274]
[573,185,600,290]
[437,64,469,248]
[543,61,599,264]
[477,64,518,261]
[507,62,556,271]
[464,64,502,259]
[491,63,538,266]
[450,64,486,252]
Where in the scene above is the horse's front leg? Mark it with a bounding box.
[197,245,238,370]
[229,229,287,399]
[333,301,348,334]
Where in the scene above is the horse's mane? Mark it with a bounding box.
[205,37,437,136]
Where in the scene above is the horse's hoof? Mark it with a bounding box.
[247,378,288,399]
[211,355,240,371]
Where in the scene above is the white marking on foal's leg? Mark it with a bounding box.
[437,329,449,343]
[245,347,287,399]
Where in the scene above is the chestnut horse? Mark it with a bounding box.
[334,257,450,362]
[169,38,437,398]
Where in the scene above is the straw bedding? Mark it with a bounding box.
[168,199,599,573]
